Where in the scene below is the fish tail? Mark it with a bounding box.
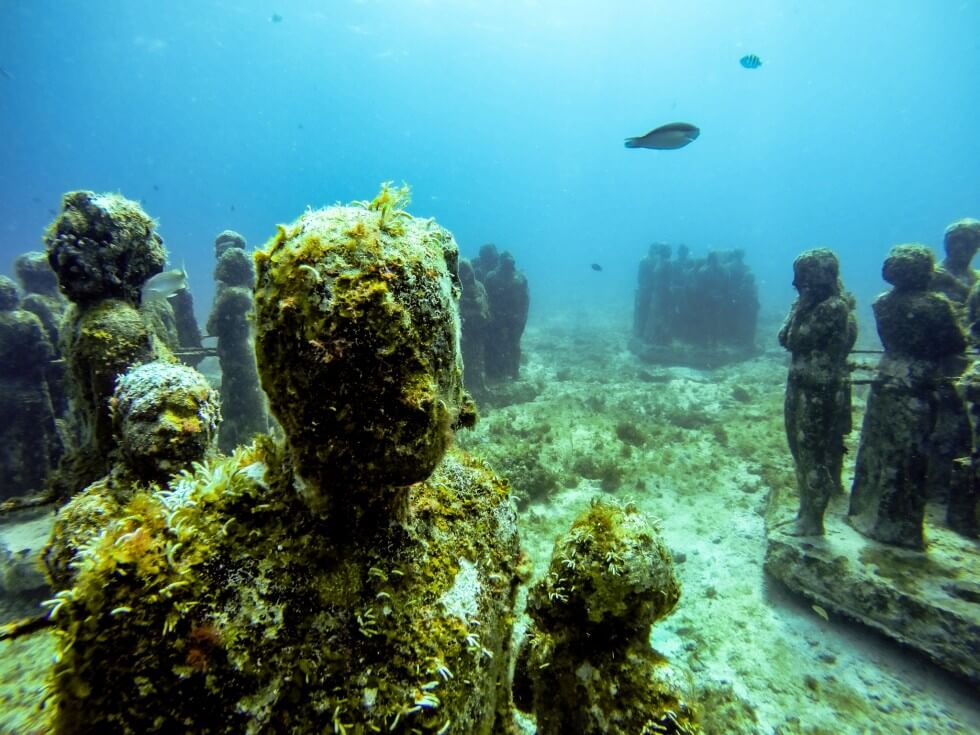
[624,138,640,148]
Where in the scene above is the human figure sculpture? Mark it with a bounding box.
[43,186,522,734]
[849,244,970,549]
[471,242,499,282]
[931,218,980,304]
[778,249,857,536]
[630,244,759,367]
[459,258,491,397]
[0,275,61,499]
[952,361,980,537]
[43,359,220,589]
[44,191,166,497]
[483,251,529,381]
[14,250,68,414]
[634,243,672,344]
[207,232,266,453]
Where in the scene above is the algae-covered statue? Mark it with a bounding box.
[778,249,857,536]
[45,191,169,497]
[0,275,61,499]
[14,250,69,413]
[514,499,700,735]
[930,218,980,305]
[849,244,970,549]
[206,230,267,453]
[43,184,524,735]
[483,251,530,381]
[44,359,221,590]
[458,257,491,397]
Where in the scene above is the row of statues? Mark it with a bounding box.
[0,194,268,501]
[1,210,530,503]
[781,219,980,548]
[28,185,697,733]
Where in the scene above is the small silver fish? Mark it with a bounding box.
[625,122,700,150]
[142,266,188,301]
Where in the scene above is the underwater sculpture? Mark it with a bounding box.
[470,241,499,282]
[0,275,61,499]
[14,249,69,414]
[171,288,205,367]
[514,498,700,735]
[44,191,169,497]
[767,245,980,685]
[633,242,673,344]
[631,244,758,368]
[930,218,980,304]
[482,251,530,381]
[43,185,523,734]
[952,361,980,537]
[44,359,220,590]
[849,244,971,549]
[206,230,267,453]
[778,249,857,536]
[458,257,491,397]
[459,242,530,392]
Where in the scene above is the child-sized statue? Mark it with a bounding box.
[849,244,970,549]
[778,249,857,536]
[44,359,221,590]
[44,185,524,735]
[514,499,700,735]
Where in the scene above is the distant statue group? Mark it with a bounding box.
[458,243,530,398]
[780,219,980,549]
[631,244,759,368]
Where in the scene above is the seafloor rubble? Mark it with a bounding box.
[2,315,979,733]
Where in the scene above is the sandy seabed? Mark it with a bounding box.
[1,312,977,735]
[462,313,979,735]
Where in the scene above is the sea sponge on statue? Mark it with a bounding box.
[254,182,475,511]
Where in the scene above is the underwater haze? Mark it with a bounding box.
[1,0,980,328]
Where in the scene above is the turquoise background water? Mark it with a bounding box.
[1,0,978,326]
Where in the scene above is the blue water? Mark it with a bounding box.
[2,0,979,328]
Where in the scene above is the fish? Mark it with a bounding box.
[624,122,700,150]
[811,604,829,622]
[270,13,283,23]
[740,54,762,69]
[141,265,188,301]
[590,263,603,272]
[0,67,13,80]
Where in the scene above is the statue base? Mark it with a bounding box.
[765,499,979,685]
